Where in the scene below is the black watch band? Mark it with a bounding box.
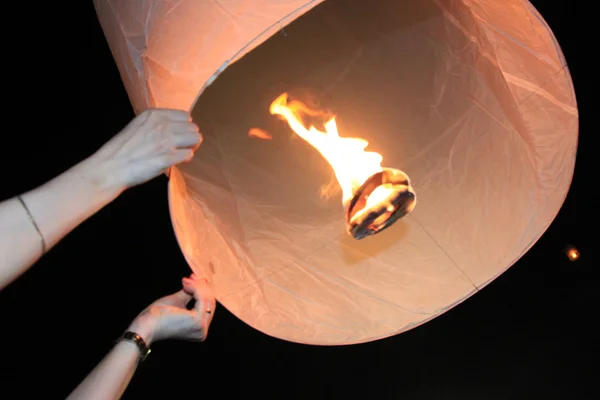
[119,331,151,362]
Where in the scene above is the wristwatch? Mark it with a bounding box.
[119,331,151,362]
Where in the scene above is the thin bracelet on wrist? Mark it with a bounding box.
[16,195,46,254]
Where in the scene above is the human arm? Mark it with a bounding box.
[0,109,202,291]
[68,274,216,400]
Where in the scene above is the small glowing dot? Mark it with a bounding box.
[566,247,580,261]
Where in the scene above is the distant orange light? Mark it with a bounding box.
[566,247,580,261]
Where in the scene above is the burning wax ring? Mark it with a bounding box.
[346,168,417,240]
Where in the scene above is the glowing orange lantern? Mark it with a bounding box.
[95,0,578,345]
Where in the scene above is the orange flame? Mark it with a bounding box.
[248,128,272,140]
[270,93,383,204]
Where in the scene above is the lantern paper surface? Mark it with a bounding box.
[94,0,578,345]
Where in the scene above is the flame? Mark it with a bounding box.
[249,128,272,140]
[270,93,383,204]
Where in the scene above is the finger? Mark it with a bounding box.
[203,298,216,339]
[182,277,196,295]
[190,135,203,152]
[182,278,216,340]
[205,301,217,325]
[188,276,212,295]
[165,148,195,166]
[170,121,200,133]
[184,278,215,315]
[174,131,203,149]
[182,276,210,296]
[197,294,216,337]
[157,289,193,307]
[167,121,201,149]
[151,108,192,122]
[200,305,216,341]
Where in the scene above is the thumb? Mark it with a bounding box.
[182,277,196,295]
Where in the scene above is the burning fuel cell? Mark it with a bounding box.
[345,168,416,240]
[269,92,416,239]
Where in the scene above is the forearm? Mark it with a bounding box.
[67,341,141,400]
[68,319,155,400]
[0,154,124,290]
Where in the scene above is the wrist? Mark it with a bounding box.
[128,315,158,346]
[79,153,127,201]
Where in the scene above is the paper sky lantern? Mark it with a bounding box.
[94,0,578,345]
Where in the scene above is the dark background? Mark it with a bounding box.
[0,1,595,399]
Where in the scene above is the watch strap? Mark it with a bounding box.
[119,331,151,362]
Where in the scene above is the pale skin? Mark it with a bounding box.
[0,108,217,400]
[68,274,216,400]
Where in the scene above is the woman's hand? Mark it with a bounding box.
[0,109,201,290]
[67,275,216,400]
[128,274,216,345]
[92,108,202,192]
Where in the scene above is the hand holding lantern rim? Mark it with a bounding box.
[68,274,217,400]
[0,108,202,290]
[93,108,203,191]
[128,274,217,345]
